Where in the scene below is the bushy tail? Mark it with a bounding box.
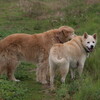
[50,55,66,64]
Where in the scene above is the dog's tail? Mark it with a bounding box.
[49,55,66,64]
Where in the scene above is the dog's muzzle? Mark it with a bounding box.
[86,46,94,52]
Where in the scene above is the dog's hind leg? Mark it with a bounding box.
[50,63,55,90]
[36,67,40,82]
[7,60,20,82]
[0,67,3,77]
[0,63,6,76]
[60,62,69,83]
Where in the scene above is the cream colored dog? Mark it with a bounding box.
[0,26,75,83]
[49,33,97,89]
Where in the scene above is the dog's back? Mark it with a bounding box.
[49,36,85,65]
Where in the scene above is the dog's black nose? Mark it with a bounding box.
[91,45,94,49]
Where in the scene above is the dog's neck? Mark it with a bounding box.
[83,46,90,57]
[83,47,90,53]
[56,36,63,43]
[72,36,89,55]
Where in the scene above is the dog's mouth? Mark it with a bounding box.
[86,47,94,52]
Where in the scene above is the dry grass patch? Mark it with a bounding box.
[18,0,69,19]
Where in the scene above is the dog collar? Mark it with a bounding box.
[84,47,90,53]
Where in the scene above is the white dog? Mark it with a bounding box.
[49,33,97,89]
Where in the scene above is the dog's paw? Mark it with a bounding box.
[14,79,20,82]
[50,86,55,92]
[41,80,48,84]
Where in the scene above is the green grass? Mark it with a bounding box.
[0,63,54,100]
[0,0,100,100]
[73,77,100,100]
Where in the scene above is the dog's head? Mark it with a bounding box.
[82,32,97,52]
[55,26,76,43]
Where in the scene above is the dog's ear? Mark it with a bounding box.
[61,29,68,37]
[83,32,88,39]
[55,26,75,43]
[59,26,75,37]
[55,30,64,43]
[93,33,97,40]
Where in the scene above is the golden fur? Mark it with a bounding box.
[0,26,75,83]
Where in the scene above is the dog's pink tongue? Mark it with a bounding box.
[89,48,93,52]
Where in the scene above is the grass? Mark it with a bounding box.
[0,0,100,100]
[0,63,54,100]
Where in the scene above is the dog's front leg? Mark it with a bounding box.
[36,61,48,84]
[70,69,75,79]
[77,63,84,77]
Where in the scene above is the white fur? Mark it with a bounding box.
[49,33,97,89]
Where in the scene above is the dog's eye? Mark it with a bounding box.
[92,41,95,43]
[87,42,90,43]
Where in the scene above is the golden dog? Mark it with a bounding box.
[0,26,75,83]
